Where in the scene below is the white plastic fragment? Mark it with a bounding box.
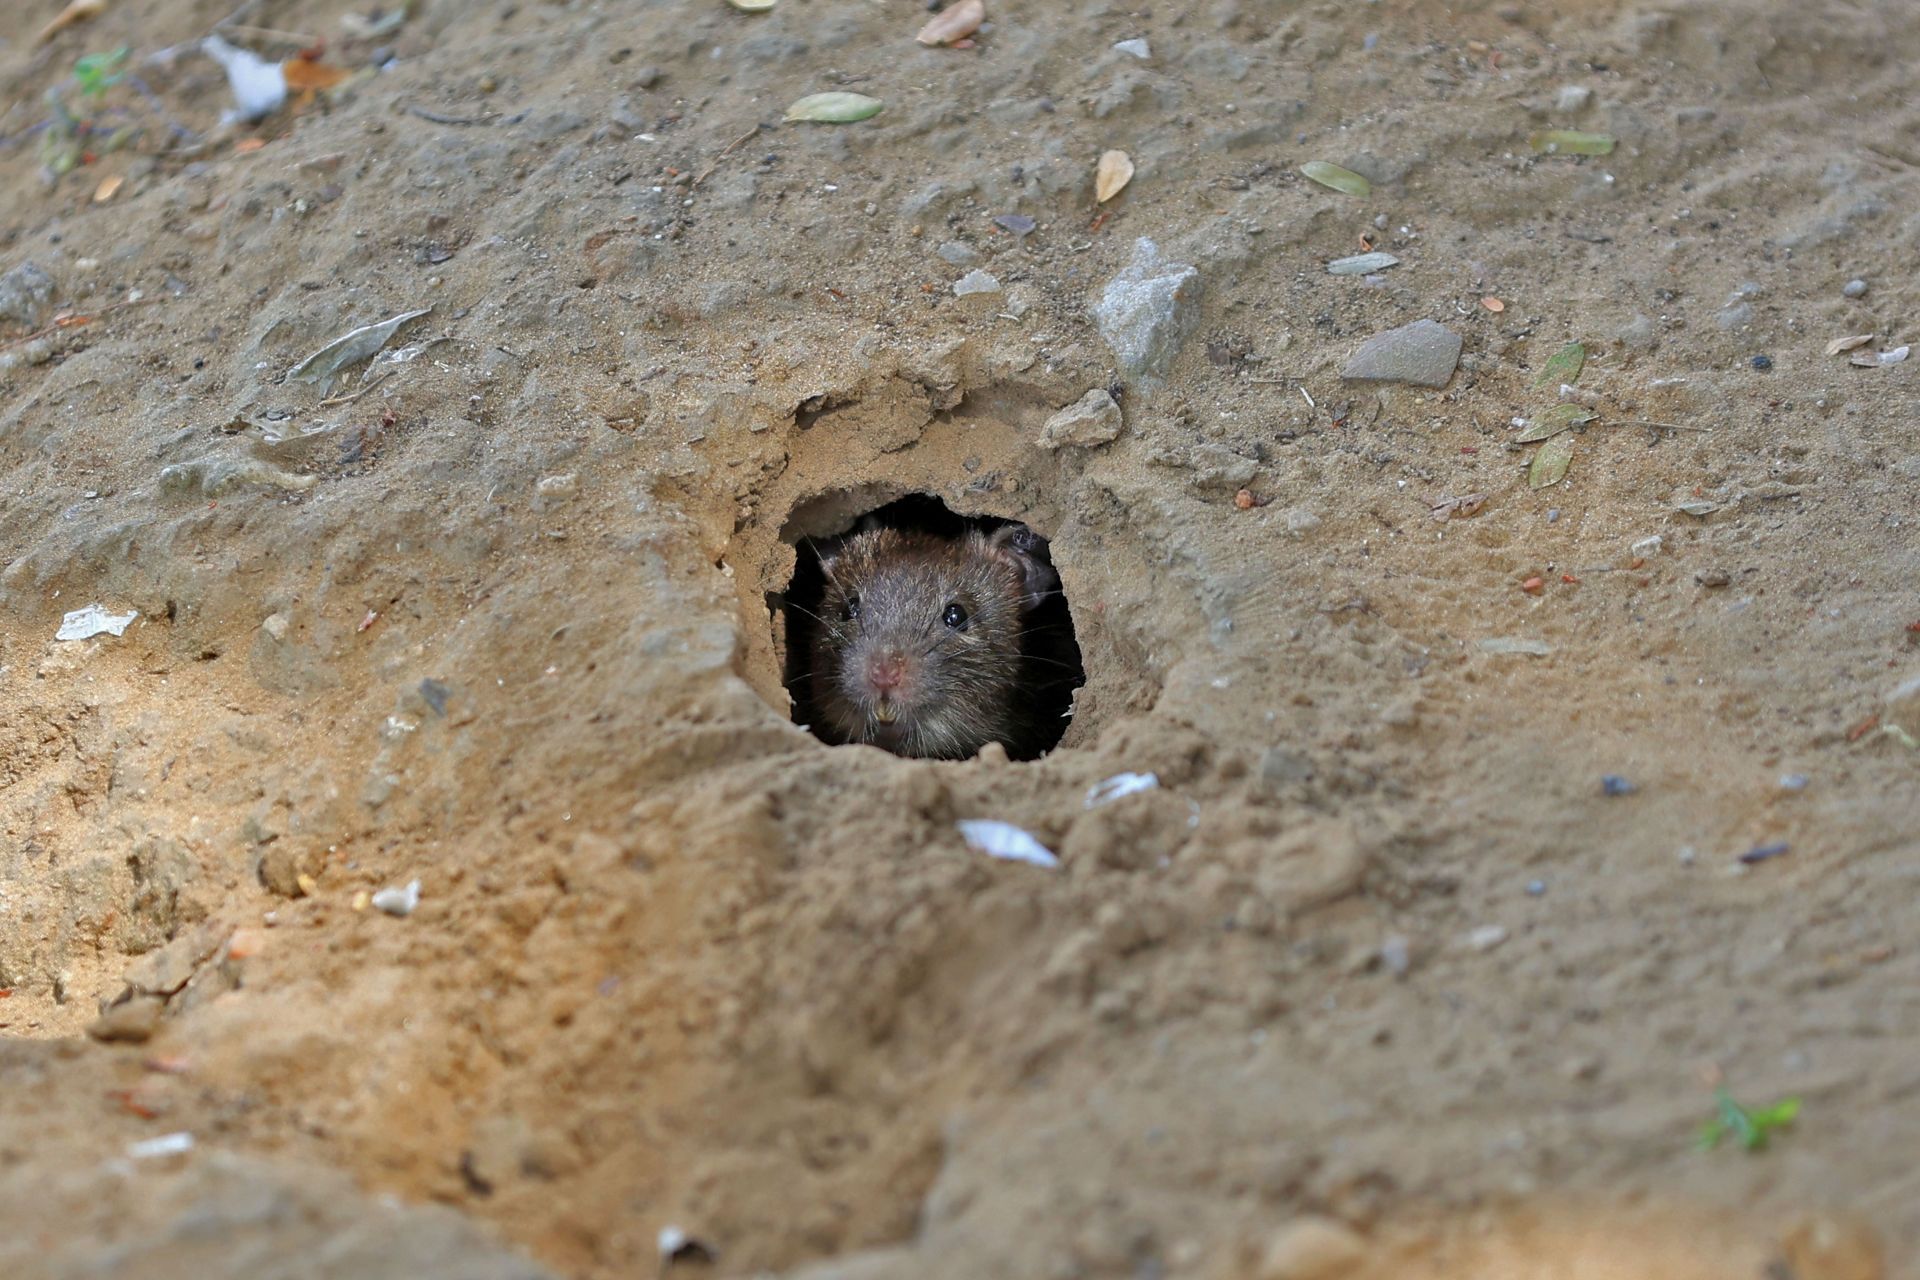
[658,1227,689,1257]
[371,878,421,917]
[56,604,138,641]
[1630,535,1663,557]
[953,269,1002,296]
[128,1132,196,1159]
[1113,38,1151,59]
[1085,772,1159,808]
[201,36,287,123]
[956,819,1059,869]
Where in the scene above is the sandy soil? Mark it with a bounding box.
[0,0,1916,1276]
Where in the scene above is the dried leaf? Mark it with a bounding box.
[783,92,883,124]
[1533,341,1586,388]
[1300,160,1371,197]
[282,58,351,92]
[1529,130,1615,155]
[1528,433,1574,488]
[1515,405,1595,442]
[917,0,983,45]
[729,0,777,8]
[1326,251,1399,275]
[1430,492,1488,522]
[1852,344,1909,367]
[1095,149,1134,203]
[92,174,123,203]
[1824,334,1873,356]
[38,0,107,45]
[287,307,432,387]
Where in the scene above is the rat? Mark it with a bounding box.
[805,523,1061,760]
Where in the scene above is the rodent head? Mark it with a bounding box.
[808,524,1058,759]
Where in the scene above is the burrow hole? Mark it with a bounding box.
[774,494,1085,761]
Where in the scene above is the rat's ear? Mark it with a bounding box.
[984,525,1060,613]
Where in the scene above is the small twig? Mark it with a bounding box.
[0,296,151,351]
[692,123,763,188]
[216,23,321,46]
[407,105,496,127]
[317,373,391,407]
[1627,419,1711,433]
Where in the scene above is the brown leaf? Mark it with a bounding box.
[1824,334,1873,356]
[1095,149,1134,204]
[37,0,107,44]
[283,59,350,91]
[916,0,984,46]
[92,175,123,203]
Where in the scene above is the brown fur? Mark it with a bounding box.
[808,526,1054,760]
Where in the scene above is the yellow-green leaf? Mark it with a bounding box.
[1300,161,1371,197]
[1533,341,1586,388]
[1515,405,1596,442]
[1528,434,1574,488]
[1529,130,1615,156]
[783,92,883,124]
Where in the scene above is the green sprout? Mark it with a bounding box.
[73,47,130,100]
[1697,1088,1800,1152]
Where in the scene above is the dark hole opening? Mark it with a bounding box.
[777,495,1085,761]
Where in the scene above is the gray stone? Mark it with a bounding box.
[1555,84,1593,112]
[1038,389,1123,449]
[1093,238,1204,385]
[936,240,979,266]
[1716,301,1754,330]
[1340,319,1461,387]
[0,262,57,327]
[1616,312,1658,351]
[1843,278,1868,298]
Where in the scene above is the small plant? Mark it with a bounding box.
[1697,1088,1800,1152]
[72,46,129,99]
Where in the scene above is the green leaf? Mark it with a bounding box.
[1300,161,1371,197]
[1699,1089,1800,1152]
[1533,341,1587,388]
[1528,433,1574,488]
[1529,130,1615,156]
[783,92,884,124]
[1514,405,1595,443]
[74,47,130,99]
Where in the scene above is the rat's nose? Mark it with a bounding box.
[865,650,907,694]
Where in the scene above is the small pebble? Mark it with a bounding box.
[1379,934,1411,977]
[1113,37,1151,59]
[1678,845,1698,866]
[1546,508,1560,523]
[1696,569,1731,588]
[1842,278,1868,298]
[1467,924,1509,952]
[1750,354,1773,371]
[1778,773,1810,792]
[1525,879,1547,897]
[372,878,422,916]
[1739,841,1790,865]
[1601,774,1635,796]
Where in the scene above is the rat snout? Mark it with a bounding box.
[864,648,908,696]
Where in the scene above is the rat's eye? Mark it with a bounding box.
[844,593,861,622]
[942,602,969,630]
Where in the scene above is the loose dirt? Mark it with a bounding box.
[0,0,1915,1276]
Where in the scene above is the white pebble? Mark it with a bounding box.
[372,879,422,917]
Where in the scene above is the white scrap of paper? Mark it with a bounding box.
[128,1132,195,1159]
[956,820,1059,869]
[1085,772,1159,808]
[56,604,139,641]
